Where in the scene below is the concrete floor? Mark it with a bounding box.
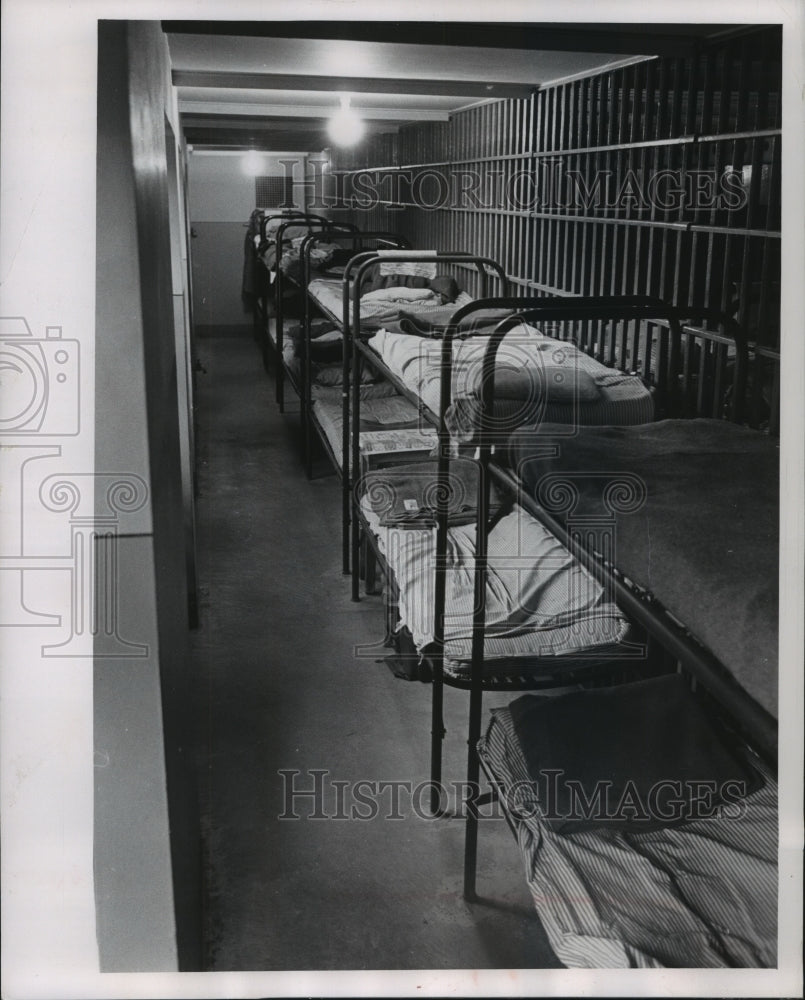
[188,325,562,971]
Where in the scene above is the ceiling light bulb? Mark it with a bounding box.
[327,96,364,147]
[242,149,263,176]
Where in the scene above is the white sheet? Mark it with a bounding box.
[367,326,654,426]
[361,500,629,667]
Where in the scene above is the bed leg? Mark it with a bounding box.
[364,539,378,595]
[351,503,361,602]
[303,410,312,480]
[430,664,446,816]
[277,367,284,413]
[342,480,350,575]
[463,812,479,902]
[462,652,485,901]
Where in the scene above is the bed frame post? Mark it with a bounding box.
[351,263,364,602]
[273,220,291,412]
[462,313,520,901]
[341,257,353,574]
[430,662,446,815]
[302,234,313,478]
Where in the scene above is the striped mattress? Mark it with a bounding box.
[478,703,777,968]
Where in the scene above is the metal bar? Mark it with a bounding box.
[331,126,782,177]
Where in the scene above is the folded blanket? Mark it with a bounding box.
[508,674,762,834]
[378,260,438,279]
[361,457,504,527]
[359,263,430,294]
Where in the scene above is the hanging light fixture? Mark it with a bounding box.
[241,149,263,176]
[327,95,364,147]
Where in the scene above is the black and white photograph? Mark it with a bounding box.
[1,2,803,997]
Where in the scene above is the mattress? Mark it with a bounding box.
[312,393,429,472]
[508,419,779,719]
[281,343,398,398]
[360,499,630,674]
[307,277,473,330]
[367,326,654,429]
[478,701,777,968]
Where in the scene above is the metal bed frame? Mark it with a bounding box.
[453,298,777,902]
[347,287,663,817]
[298,229,413,479]
[272,215,356,411]
[347,291,777,866]
[344,250,509,579]
[252,210,323,368]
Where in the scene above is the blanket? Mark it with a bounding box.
[509,419,779,719]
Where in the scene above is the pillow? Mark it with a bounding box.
[485,365,601,403]
[313,359,381,386]
[444,367,602,444]
[506,674,762,834]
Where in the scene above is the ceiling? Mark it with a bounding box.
[163,21,742,153]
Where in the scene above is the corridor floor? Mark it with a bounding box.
[188,325,562,972]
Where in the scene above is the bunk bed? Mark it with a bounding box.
[338,250,510,574]
[348,288,661,816]
[347,276,658,588]
[297,230,437,480]
[252,211,329,371]
[457,300,778,968]
[270,215,355,408]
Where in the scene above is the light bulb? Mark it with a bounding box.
[242,149,262,176]
[327,96,364,147]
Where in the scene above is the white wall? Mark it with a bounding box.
[94,20,201,971]
[187,151,309,327]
